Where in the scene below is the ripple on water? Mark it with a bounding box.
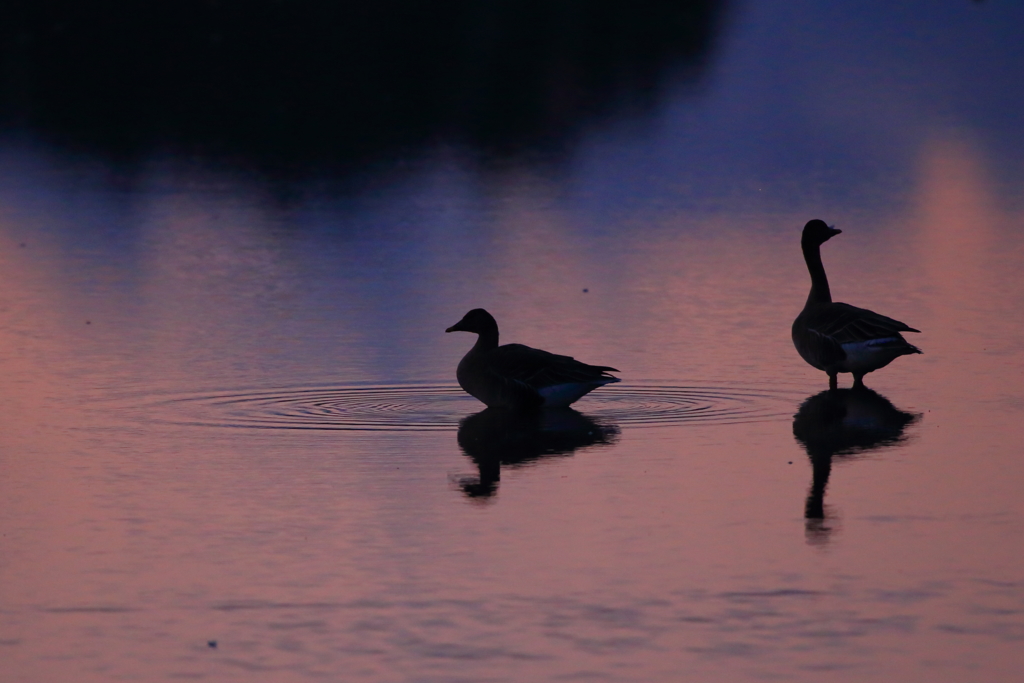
[147,382,800,432]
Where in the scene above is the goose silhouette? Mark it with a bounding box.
[792,220,922,390]
[446,308,619,409]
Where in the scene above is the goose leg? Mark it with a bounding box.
[828,373,838,391]
[852,373,865,390]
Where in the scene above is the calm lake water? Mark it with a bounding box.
[2,2,1023,682]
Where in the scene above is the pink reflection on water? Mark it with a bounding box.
[0,131,1023,682]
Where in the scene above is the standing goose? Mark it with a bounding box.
[792,219,922,390]
[445,308,620,409]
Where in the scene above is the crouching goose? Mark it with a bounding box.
[445,308,620,409]
[792,220,922,390]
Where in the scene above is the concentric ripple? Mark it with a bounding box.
[147,382,800,432]
[580,384,799,427]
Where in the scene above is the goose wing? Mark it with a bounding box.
[795,302,920,369]
[487,344,619,390]
[810,302,920,345]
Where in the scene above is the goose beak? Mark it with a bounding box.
[829,225,842,236]
[445,323,460,333]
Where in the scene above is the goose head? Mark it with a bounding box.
[446,308,498,335]
[802,219,842,247]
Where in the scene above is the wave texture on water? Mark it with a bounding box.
[145,382,799,432]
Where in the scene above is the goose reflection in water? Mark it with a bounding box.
[455,408,619,499]
[792,388,920,544]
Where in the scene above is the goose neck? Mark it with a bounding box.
[802,241,833,304]
[473,326,499,351]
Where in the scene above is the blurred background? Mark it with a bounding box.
[0,0,723,165]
